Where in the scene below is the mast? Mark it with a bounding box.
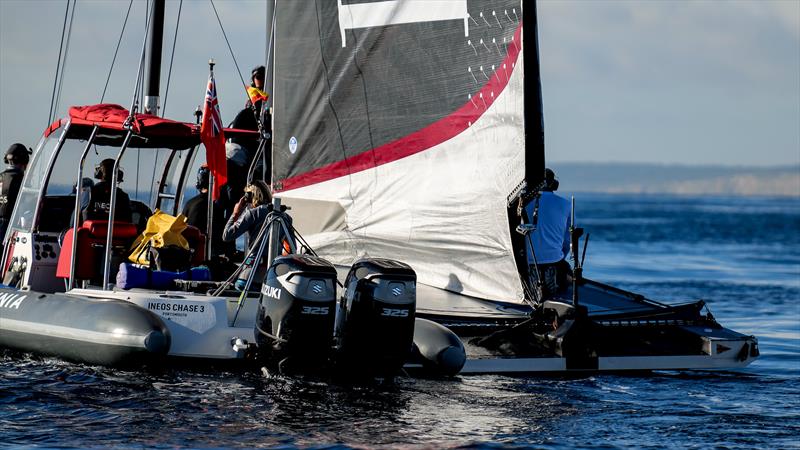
[264,0,275,112]
[144,0,165,115]
[522,0,545,188]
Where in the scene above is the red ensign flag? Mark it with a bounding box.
[200,73,227,200]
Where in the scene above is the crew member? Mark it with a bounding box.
[246,65,269,113]
[222,65,270,211]
[0,143,30,242]
[222,180,279,245]
[182,165,227,255]
[525,168,572,300]
[82,158,133,223]
[222,180,294,289]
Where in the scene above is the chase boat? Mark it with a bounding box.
[0,103,465,377]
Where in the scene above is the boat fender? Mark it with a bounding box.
[412,318,466,376]
[144,329,170,354]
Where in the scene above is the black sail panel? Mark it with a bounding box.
[274,0,522,189]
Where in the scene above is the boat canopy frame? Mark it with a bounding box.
[9,103,257,291]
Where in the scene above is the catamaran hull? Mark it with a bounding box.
[0,288,170,367]
[415,279,759,374]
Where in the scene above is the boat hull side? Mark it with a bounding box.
[0,288,170,367]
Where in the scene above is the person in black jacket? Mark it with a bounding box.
[81,158,133,223]
[182,165,227,256]
[0,143,30,242]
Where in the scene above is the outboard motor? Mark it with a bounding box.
[255,255,338,374]
[335,258,416,377]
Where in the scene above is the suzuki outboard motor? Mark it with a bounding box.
[335,258,416,378]
[255,255,338,374]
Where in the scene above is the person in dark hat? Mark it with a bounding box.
[81,158,133,223]
[182,165,227,256]
[247,65,268,111]
[0,143,31,242]
[524,168,572,300]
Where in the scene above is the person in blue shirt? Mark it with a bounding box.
[524,168,572,301]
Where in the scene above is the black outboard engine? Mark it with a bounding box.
[335,258,416,377]
[255,255,338,374]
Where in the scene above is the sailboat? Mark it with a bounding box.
[0,0,757,375]
[268,0,759,373]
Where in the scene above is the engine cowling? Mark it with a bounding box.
[255,254,338,374]
[335,258,416,378]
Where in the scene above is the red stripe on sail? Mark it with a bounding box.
[277,24,523,193]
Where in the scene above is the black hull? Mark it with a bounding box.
[0,288,170,367]
[417,278,759,373]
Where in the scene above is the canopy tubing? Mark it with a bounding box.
[46,103,257,150]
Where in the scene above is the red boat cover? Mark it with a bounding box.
[46,104,258,150]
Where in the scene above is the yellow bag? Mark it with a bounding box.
[129,209,190,266]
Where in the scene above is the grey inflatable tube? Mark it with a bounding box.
[0,288,170,367]
[412,317,466,376]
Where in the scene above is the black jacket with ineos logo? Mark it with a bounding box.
[81,181,133,223]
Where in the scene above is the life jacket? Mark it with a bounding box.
[0,167,24,220]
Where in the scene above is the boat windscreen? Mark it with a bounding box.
[10,134,59,233]
[51,141,175,207]
[12,134,179,234]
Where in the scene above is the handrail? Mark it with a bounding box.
[68,125,99,290]
[102,130,133,290]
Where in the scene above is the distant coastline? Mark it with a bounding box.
[550,162,800,197]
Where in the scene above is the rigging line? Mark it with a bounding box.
[127,0,151,120]
[148,151,160,206]
[162,0,183,117]
[53,0,77,126]
[209,0,248,99]
[100,0,134,103]
[48,0,71,128]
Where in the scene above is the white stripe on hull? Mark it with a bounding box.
[460,354,756,374]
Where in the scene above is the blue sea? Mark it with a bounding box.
[2,193,798,449]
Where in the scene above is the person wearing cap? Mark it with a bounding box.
[0,143,31,242]
[246,65,269,112]
[222,64,271,214]
[524,168,572,300]
[81,158,133,223]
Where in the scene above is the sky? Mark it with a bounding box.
[0,0,798,168]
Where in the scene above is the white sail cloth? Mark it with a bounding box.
[279,55,526,304]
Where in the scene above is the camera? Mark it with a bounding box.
[244,191,254,203]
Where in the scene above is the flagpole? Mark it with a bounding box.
[205,59,216,261]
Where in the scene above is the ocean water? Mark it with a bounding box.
[2,193,798,449]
